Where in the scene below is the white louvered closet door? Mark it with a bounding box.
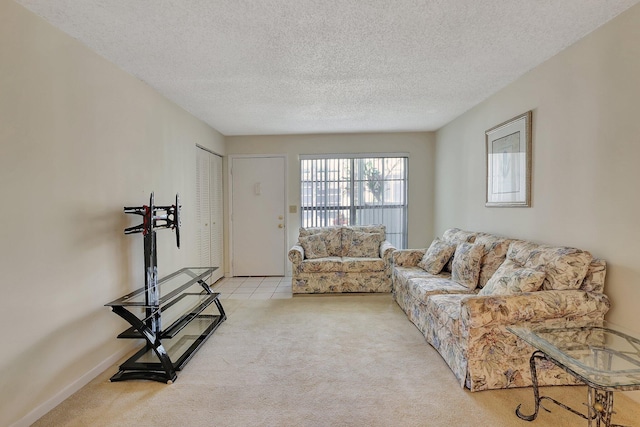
[196,147,223,284]
[210,153,223,282]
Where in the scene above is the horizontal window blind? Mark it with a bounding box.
[300,155,408,249]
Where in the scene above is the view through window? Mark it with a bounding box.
[300,155,408,249]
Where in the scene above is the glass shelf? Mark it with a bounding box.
[120,310,224,371]
[106,267,215,307]
[116,292,220,339]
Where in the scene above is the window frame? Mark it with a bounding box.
[299,153,409,249]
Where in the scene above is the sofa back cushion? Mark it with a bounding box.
[299,227,342,257]
[506,241,593,291]
[473,233,513,288]
[299,225,386,257]
[345,231,383,257]
[342,225,386,256]
[442,228,477,244]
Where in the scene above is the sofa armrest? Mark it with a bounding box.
[461,290,610,329]
[392,248,426,267]
[288,245,304,265]
[380,241,396,261]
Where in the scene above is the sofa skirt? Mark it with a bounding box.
[292,271,391,294]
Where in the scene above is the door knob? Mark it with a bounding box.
[278,224,284,229]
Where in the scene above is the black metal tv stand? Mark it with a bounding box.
[105,193,226,383]
[106,267,225,383]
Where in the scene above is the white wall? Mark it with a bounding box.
[225,132,435,275]
[434,2,640,398]
[0,2,225,426]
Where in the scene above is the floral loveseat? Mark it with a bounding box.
[393,228,610,391]
[289,225,396,294]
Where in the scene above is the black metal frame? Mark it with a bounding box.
[109,286,226,384]
[516,350,627,427]
[109,304,177,383]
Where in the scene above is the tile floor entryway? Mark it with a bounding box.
[211,276,293,299]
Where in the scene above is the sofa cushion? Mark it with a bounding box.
[443,228,477,244]
[347,224,386,238]
[418,238,457,274]
[298,234,329,259]
[392,249,426,267]
[407,277,476,301]
[579,258,606,293]
[394,266,452,280]
[473,234,512,288]
[443,228,478,271]
[342,257,385,273]
[393,266,451,290]
[451,242,484,290]
[507,241,592,291]
[299,227,343,257]
[342,225,386,255]
[478,259,546,296]
[298,257,343,273]
[346,231,383,257]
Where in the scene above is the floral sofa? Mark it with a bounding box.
[393,228,610,391]
[289,225,396,294]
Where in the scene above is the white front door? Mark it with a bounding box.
[231,156,286,276]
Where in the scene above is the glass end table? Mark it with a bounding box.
[508,323,640,427]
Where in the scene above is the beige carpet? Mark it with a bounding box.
[34,295,640,426]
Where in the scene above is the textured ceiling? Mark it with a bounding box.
[14,0,640,136]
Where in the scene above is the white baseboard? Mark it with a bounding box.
[11,344,136,427]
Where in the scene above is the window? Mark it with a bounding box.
[300,154,408,249]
